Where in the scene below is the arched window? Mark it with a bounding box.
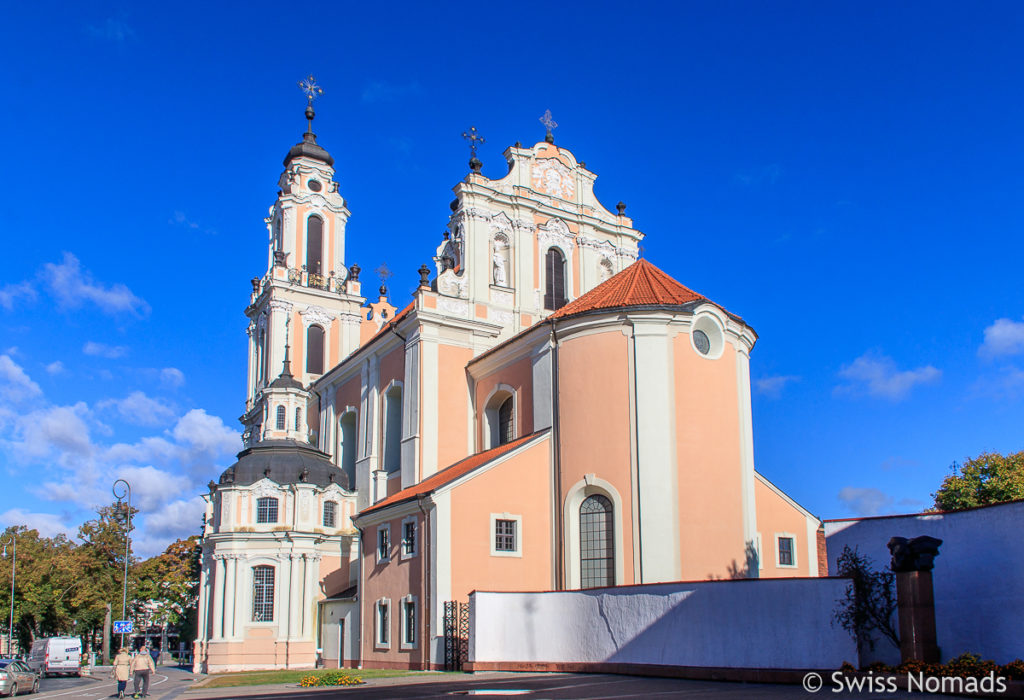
[306,324,325,374]
[544,248,567,310]
[323,501,337,528]
[252,565,275,621]
[306,215,323,274]
[382,384,402,473]
[275,405,286,430]
[579,495,614,588]
[497,397,514,446]
[294,407,302,432]
[273,217,282,251]
[339,412,357,488]
[256,329,266,385]
[256,497,279,524]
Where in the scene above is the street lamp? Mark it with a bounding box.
[0,533,14,657]
[112,479,132,649]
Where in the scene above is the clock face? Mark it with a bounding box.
[308,179,322,192]
[532,158,575,200]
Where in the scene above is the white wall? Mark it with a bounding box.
[825,500,1024,664]
[470,578,856,670]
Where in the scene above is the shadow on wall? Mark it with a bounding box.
[718,541,759,580]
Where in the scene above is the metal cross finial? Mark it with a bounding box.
[462,126,485,157]
[540,109,558,143]
[298,75,324,105]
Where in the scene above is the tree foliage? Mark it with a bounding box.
[932,450,1024,511]
[0,502,201,653]
[833,545,899,653]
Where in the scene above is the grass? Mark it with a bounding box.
[202,668,460,688]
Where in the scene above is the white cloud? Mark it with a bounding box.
[970,365,1024,401]
[42,252,149,316]
[838,487,894,516]
[0,281,36,310]
[98,391,176,427]
[754,374,800,398]
[172,409,239,456]
[45,361,65,375]
[0,355,42,404]
[11,402,94,463]
[83,341,128,359]
[0,508,75,539]
[160,367,185,388]
[836,351,940,401]
[112,466,192,511]
[979,317,1024,359]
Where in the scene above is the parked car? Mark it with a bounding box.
[26,638,81,678]
[0,659,40,696]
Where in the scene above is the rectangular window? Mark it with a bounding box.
[778,536,795,567]
[252,566,274,622]
[376,601,389,646]
[402,520,416,558]
[403,600,416,645]
[323,501,337,528]
[256,497,278,524]
[495,519,517,552]
[377,525,390,562]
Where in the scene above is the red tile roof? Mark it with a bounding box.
[550,258,709,319]
[359,431,548,515]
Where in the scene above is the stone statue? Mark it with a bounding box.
[492,240,508,286]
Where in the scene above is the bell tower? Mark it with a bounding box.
[242,77,367,447]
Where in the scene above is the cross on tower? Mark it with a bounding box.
[462,126,485,172]
[540,109,558,143]
[297,75,324,133]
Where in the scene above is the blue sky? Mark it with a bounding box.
[1,2,1023,556]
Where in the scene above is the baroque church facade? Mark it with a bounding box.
[193,96,824,672]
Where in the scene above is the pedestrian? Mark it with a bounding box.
[130,647,155,698]
[111,648,132,699]
[148,645,159,667]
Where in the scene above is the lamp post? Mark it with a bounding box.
[112,479,132,650]
[0,533,14,657]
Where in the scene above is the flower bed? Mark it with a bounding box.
[840,653,1024,680]
[299,671,365,687]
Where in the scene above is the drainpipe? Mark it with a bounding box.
[550,321,564,590]
[416,495,432,670]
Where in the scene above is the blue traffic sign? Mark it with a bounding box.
[113,620,133,634]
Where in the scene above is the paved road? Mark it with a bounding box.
[35,667,197,700]
[186,672,966,700]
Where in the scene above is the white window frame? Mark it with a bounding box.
[322,500,337,529]
[374,598,390,649]
[489,513,523,558]
[775,532,798,569]
[400,516,417,560]
[483,384,516,450]
[399,595,418,650]
[376,524,391,563]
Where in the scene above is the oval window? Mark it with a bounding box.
[308,180,322,192]
[693,329,711,355]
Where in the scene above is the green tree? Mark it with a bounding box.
[932,450,1024,511]
[133,536,201,645]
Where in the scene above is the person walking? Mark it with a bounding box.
[110,648,132,699]
[130,647,155,698]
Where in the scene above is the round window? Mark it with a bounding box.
[693,329,711,355]
[308,180,322,192]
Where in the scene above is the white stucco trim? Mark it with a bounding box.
[399,595,419,650]
[806,516,819,577]
[564,475,626,589]
[489,513,523,558]
[689,307,727,360]
[374,597,391,649]
[774,532,798,569]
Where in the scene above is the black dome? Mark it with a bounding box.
[218,439,348,489]
[284,132,334,167]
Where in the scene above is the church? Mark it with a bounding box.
[192,82,825,673]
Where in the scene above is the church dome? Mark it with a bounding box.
[283,104,334,167]
[218,439,348,489]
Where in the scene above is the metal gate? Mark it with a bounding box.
[443,601,469,671]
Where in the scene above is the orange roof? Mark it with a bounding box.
[360,430,548,515]
[550,258,709,319]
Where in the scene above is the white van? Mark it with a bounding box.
[26,637,82,677]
